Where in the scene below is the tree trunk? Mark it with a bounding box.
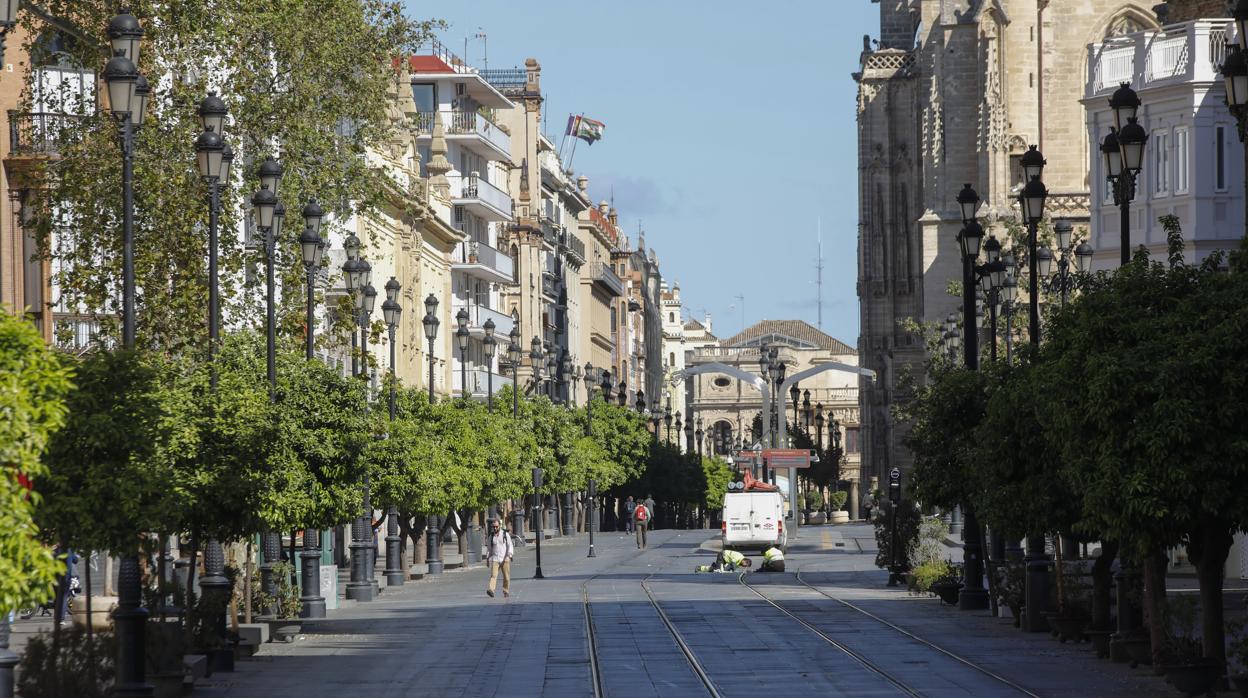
[1189,522,1233,667]
[1143,548,1169,669]
[412,514,427,566]
[1091,539,1118,631]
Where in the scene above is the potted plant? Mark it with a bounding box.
[929,562,965,605]
[828,490,850,524]
[258,561,304,642]
[1157,596,1221,696]
[802,489,820,525]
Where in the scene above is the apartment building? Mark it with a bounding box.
[406,44,517,402]
[577,197,626,394]
[1083,17,1244,267]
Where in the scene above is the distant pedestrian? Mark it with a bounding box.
[644,495,656,530]
[633,501,651,549]
[485,518,514,598]
[624,497,636,533]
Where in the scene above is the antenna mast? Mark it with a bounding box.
[816,217,823,330]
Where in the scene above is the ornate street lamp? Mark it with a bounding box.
[617,381,627,407]
[381,278,404,588]
[814,404,825,450]
[663,394,673,443]
[683,415,694,453]
[456,309,470,402]
[1017,150,1053,631]
[422,294,439,402]
[483,319,497,413]
[801,390,812,430]
[695,416,704,459]
[508,321,521,419]
[296,200,327,620]
[600,368,613,403]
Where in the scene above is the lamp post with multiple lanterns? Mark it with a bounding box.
[382,279,404,588]
[1101,84,1147,266]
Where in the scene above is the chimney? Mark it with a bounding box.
[608,207,618,227]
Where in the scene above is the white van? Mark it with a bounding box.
[721,491,786,551]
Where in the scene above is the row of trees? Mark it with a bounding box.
[7,328,732,610]
[904,221,1248,669]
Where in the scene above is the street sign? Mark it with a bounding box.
[762,448,812,469]
[890,467,901,481]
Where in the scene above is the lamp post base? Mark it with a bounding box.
[887,565,905,587]
[299,529,326,619]
[1023,555,1052,633]
[344,583,376,602]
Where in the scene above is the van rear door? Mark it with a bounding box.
[723,494,752,545]
[751,493,780,545]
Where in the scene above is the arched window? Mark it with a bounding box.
[669,312,675,323]
[668,352,675,367]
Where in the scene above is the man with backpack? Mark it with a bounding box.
[624,496,636,533]
[633,499,651,549]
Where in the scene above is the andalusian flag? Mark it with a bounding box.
[566,114,605,145]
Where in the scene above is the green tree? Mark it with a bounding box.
[1042,225,1248,666]
[37,350,195,555]
[0,310,74,611]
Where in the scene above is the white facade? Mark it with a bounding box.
[410,64,517,400]
[1084,19,1245,269]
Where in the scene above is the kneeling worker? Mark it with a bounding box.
[759,546,785,572]
[696,548,753,573]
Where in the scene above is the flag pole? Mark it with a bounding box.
[567,113,584,171]
[558,113,571,162]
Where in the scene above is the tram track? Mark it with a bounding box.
[580,537,720,698]
[736,571,925,697]
[733,559,1041,697]
[791,567,1040,697]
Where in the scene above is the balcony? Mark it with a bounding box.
[588,262,625,297]
[1086,19,1230,98]
[541,273,560,300]
[452,172,513,222]
[7,111,86,158]
[451,367,514,401]
[414,109,511,161]
[452,238,515,284]
[451,300,516,339]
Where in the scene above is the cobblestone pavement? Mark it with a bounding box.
[184,524,1184,697]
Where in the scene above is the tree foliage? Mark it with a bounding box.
[0,310,74,610]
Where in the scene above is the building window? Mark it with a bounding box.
[1153,129,1169,196]
[1216,125,1228,192]
[845,427,860,454]
[411,83,436,112]
[668,312,675,323]
[1174,127,1189,194]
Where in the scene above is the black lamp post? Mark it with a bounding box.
[483,319,497,412]
[663,394,673,443]
[508,322,521,418]
[583,362,595,434]
[456,309,470,402]
[695,416,704,460]
[422,294,439,402]
[586,479,598,558]
[617,381,627,407]
[532,467,545,579]
[421,295,443,575]
[297,200,327,619]
[381,279,404,588]
[635,389,646,414]
[1104,84,1146,267]
[344,250,378,601]
[1018,145,1051,632]
[251,159,288,614]
[507,325,524,537]
[789,383,800,434]
[683,416,694,453]
[814,404,825,452]
[953,184,991,611]
[103,8,154,694]
[801,390,812,431]
[601,368,613,404]
[1220,23,1248,236]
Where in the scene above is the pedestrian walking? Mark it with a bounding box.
[624,496,635,533]
[644,494,656,529]
[485,518,513,598]
[633,500,651,549]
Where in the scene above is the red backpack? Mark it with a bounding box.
[634,505,649,522]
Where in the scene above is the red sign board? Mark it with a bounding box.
[763,448,813,469]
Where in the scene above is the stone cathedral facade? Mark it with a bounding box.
[854,0,1162,487]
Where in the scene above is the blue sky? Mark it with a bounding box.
[408,0,877,345]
